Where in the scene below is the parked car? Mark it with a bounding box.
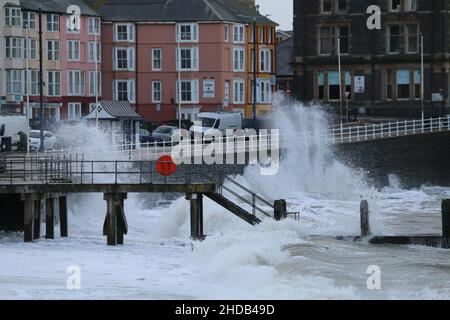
[151,126,178,144]
[190,112,242,136]
[139,129,154,143]
[163,119,193,131]
[29,130,57,151]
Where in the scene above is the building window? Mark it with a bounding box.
[89,71,101,96]
[176,80,199,103]
[344,71,352,98]
[337,26,349,54]
[114,80,135,103]
[321,0,333,13]
[68,70,85,96]
[152,49,162,71]
[317,72,325,100]
[88,17,101,35]
[260,48,272,73]
[24,70,39,96]
[47,40,60,61]
[22,12,35,29]
[68,103,82,121]
[5,7,21,27]
[267,27,273,44]
[48,71,61,96]
[177,47,199,71]
[233,24,245,43]
[88,42,101,62]
[176,23,199,42]
[6,70,22,94]
[233,80,245,104]
[24,38,37,60]
[258,80,272,103]
[259,27,264,43]
[387,25,401,54]
[46,14,59,32]
[233,47,245,72]
[152,81,162,103]
[6,37,23,59]
[414,69,421,99]
[114,23,135,42]
[114,48,135,71]
[405,0,417,11]
[319,27,333,55]
[336,0,348,12]
[385,69,393,100]
[67,40,80,61]
[390,0,401,12]
[225,25,229,42]
[406,24,419,54]
[396,69,410,99]
[328,71,340,100]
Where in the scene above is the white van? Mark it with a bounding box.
[190,112,242,136]
[0,115,28,144]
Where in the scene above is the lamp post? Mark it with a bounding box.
[420,34,424,122]
[337,38,343,129]
[177,26,182,130]
[25,23,30,154]
[94,18,99,128]
[38,8,44,152]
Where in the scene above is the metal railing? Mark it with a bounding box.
[328,115,450,144]
[0,155,225,186]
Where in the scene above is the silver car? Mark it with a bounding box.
[151,126,178,144]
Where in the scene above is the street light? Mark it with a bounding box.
[38,8,45,152]
[25,22,30,154]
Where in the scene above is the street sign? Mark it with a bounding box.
[155,155,177,177]
[432,93,444,102]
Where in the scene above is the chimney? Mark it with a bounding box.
[236,0,255,8]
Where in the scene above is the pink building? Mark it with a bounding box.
[97,0,274,124]
[13,0,101,122]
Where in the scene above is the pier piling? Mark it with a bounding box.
[190,193,205,241]
[274,200,287,221]
[46,198,55,239]
[443,199,450,238]
[360,200,370,237]
[33,199,41,240]
[24,195,34,243]
[103,193,128,246]
[59,196,68,237]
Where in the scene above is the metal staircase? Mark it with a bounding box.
[206,175,274,225]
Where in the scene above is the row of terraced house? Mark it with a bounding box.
[0,0,277,124]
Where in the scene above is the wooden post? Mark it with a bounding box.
[190,193,205,241]
[103,194,127,245]
[59,196,68,237]
[274,200,287,221]
[442,199,450,238]
[33,199,41,240]
[104,193,117,246]
[45,198,55,239]
[360,200,370,237]
[24,194,34,243]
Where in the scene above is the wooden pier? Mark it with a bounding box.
[0,154,288,245]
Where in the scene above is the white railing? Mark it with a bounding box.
[328,115,450,144]
[42,116,450,159]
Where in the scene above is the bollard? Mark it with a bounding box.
[360,200,370,237]
[442,199,450,238]
[274,200,287,221]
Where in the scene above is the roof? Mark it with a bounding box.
[85,101,143,120]
[20,0,100,16]
[83,0,277,25]
[276,37,293,76]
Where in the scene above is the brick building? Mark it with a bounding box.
[293,0,450,117]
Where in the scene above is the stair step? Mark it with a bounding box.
[205,192,262,225]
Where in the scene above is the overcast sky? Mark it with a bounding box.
[255,0,293,30]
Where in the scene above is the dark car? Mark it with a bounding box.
[139,129,154,143]
[163,120,193,131]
